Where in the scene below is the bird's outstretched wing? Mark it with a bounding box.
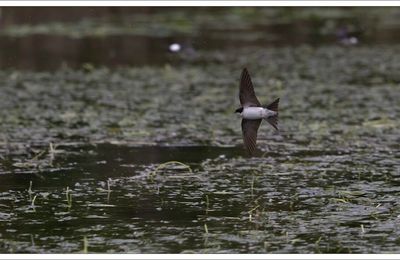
[239,68,261,107]
[241,119,262,155]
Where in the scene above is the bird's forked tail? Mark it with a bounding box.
[265,98,279,131]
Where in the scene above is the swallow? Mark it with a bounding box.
[235,68,280,155]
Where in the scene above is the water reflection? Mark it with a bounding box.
[0,35,177,70]
[1,7,400,70]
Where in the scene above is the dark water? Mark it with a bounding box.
[0,7,400,253]
[1,142,399,253]
[1,7,400,71]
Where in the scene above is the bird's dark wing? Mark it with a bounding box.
[241,119,262,155]
[239,68,261,107]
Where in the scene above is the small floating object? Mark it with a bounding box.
[169,43,181,52]
[340,36,358,46]
[336,27,359,46]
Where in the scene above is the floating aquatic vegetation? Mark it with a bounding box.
[0,7,399,253]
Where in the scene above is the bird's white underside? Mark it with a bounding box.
[241,107,276,120]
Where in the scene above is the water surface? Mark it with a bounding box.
[0,7,399,253]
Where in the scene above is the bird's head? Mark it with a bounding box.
[235,107,243,114]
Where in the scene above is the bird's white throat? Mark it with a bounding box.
[241,107,276,120]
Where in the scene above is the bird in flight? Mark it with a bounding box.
[235,68,280,155]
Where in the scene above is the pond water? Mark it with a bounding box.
[0,7,399,253]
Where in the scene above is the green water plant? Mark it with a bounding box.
[65,187,72,209]
[148,161,192,179]
[204,223,209,234]
[205,194,210,214]
[31,195,37,207]
[28,181,33,195]
[82,236,88,253]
